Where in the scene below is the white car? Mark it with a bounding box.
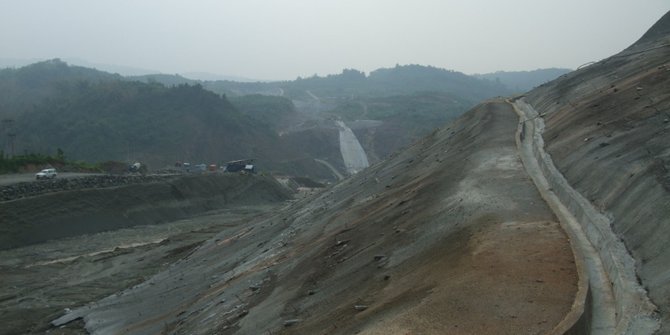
[36,168,57,180]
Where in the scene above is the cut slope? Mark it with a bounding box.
[525,10,670,333]
[633,11,670,47]
[53,101,578,334]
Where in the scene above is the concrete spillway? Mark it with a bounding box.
[336,120,369,174]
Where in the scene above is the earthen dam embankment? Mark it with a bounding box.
[0,174,293,250]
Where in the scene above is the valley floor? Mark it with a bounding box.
[0,205,280,334]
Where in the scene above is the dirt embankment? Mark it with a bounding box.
[0,174,293,250]
[53,101,578,335]
[0,203,280,335]
[0,174,173,201]
[525,11,670,333]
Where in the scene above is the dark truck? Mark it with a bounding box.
[224,159,256,174]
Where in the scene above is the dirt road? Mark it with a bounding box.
[314,158,345,180]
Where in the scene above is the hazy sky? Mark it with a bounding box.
[1,1,668,80]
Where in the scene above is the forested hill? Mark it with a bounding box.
[475,68,572,92]
[0,59,122,117]
[127,66,571,102]
[366,65,509,100]
[201,65,512,100]
[0,60,332,178]
[18,82,239,162]
[126,73,199,87]
[0,59,562,179]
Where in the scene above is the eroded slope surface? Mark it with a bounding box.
[0,174,294,334]
[526,11,670,333]
[1,174,293,250]
[53,102,577,334]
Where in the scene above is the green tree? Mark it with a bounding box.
[56,148,65,161]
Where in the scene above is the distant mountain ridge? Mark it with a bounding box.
[0,59,122,117]
[1,58,568,98]
[474,68,572,92]
[197,64,513,101]
[0,57,160,76]
[112,65,568,101]
[126,73,199,87]
[180,72,259,82]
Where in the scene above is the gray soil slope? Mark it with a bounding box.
[0,173,294,334]
[51,101,578,334]
[525,10,670,333]
[0,205,278,335]
[0,174,293,250]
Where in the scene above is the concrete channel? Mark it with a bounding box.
[511,98,659,334]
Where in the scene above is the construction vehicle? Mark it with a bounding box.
[224,159,256,174]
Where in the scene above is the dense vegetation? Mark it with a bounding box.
[127,65,513,101]
[16,81,251,164]
[328,91,470,122]
[0,59,121,118]
[127,73,198,87]
[229,94,297,130]
[0,150,99,174]
[201,65,512,101]
[0,61,335,178]
[325,92,471,160]
[475,68,571,92]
